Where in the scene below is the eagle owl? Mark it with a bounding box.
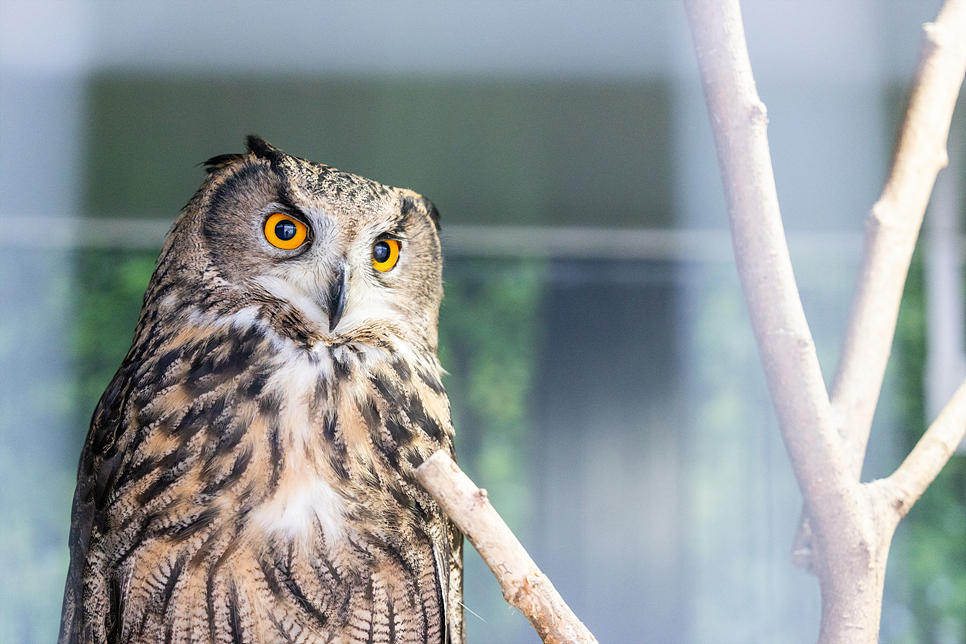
[59,137,463,644]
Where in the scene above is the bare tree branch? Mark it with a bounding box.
[415,451,599,644]
[830,0,966,477]
[420,4,964,644]
[886,377,966,519]
[683,0,858,530]
[794,0,966,574]
[684,0,966,642]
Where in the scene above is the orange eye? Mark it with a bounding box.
[371,239,400,272]
[264,213,308,250]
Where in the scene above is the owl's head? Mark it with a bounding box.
[154,136,444,351]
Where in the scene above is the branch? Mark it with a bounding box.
[830,0,966,477]
[886,377,966,519]
[415,451,599,644]
[683,0,858,525]
[685,2,966,640]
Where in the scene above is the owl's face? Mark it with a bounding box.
[163,136,443,351]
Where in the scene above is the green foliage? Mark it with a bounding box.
[70,249,157,433]
[437,257,546,643]
[890,249,966,644]
[438,258,545,526]
[439,260,543,527]
[2,248,157,644]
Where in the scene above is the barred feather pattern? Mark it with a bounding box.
[58,138,463,644]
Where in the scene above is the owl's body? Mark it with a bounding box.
[59,138,462,644]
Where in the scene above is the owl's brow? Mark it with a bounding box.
[272,188,310,225]
[375,216,410,241]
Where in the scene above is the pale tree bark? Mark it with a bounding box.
[831,0,966,479]
[684,1,966,643]
[415,452,599,644]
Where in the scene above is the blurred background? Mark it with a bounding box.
[1,1,964,643]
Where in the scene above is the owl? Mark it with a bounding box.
[58,137,463,644]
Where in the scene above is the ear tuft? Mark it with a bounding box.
[247,135,277,158]
[202,153,246,174]
[246,135,288,171]
[424,199,441,231]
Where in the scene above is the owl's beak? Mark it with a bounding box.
[326,264,348,332]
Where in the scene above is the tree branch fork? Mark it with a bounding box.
[685,0,966,642]
[415,2,964,643]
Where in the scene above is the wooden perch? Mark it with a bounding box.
[415,451,599,644]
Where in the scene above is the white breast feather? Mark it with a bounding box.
[252,475,346,545]
[251,347,347,545]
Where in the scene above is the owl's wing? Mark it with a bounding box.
[429,513,464,644]
[445,518,465,644]
[58,362,137,644]
[438,441,465,644]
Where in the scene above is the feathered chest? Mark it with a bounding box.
[70,321,458,644]
[108,320,453,545]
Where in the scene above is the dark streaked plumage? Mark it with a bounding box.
[59,137,463,644]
